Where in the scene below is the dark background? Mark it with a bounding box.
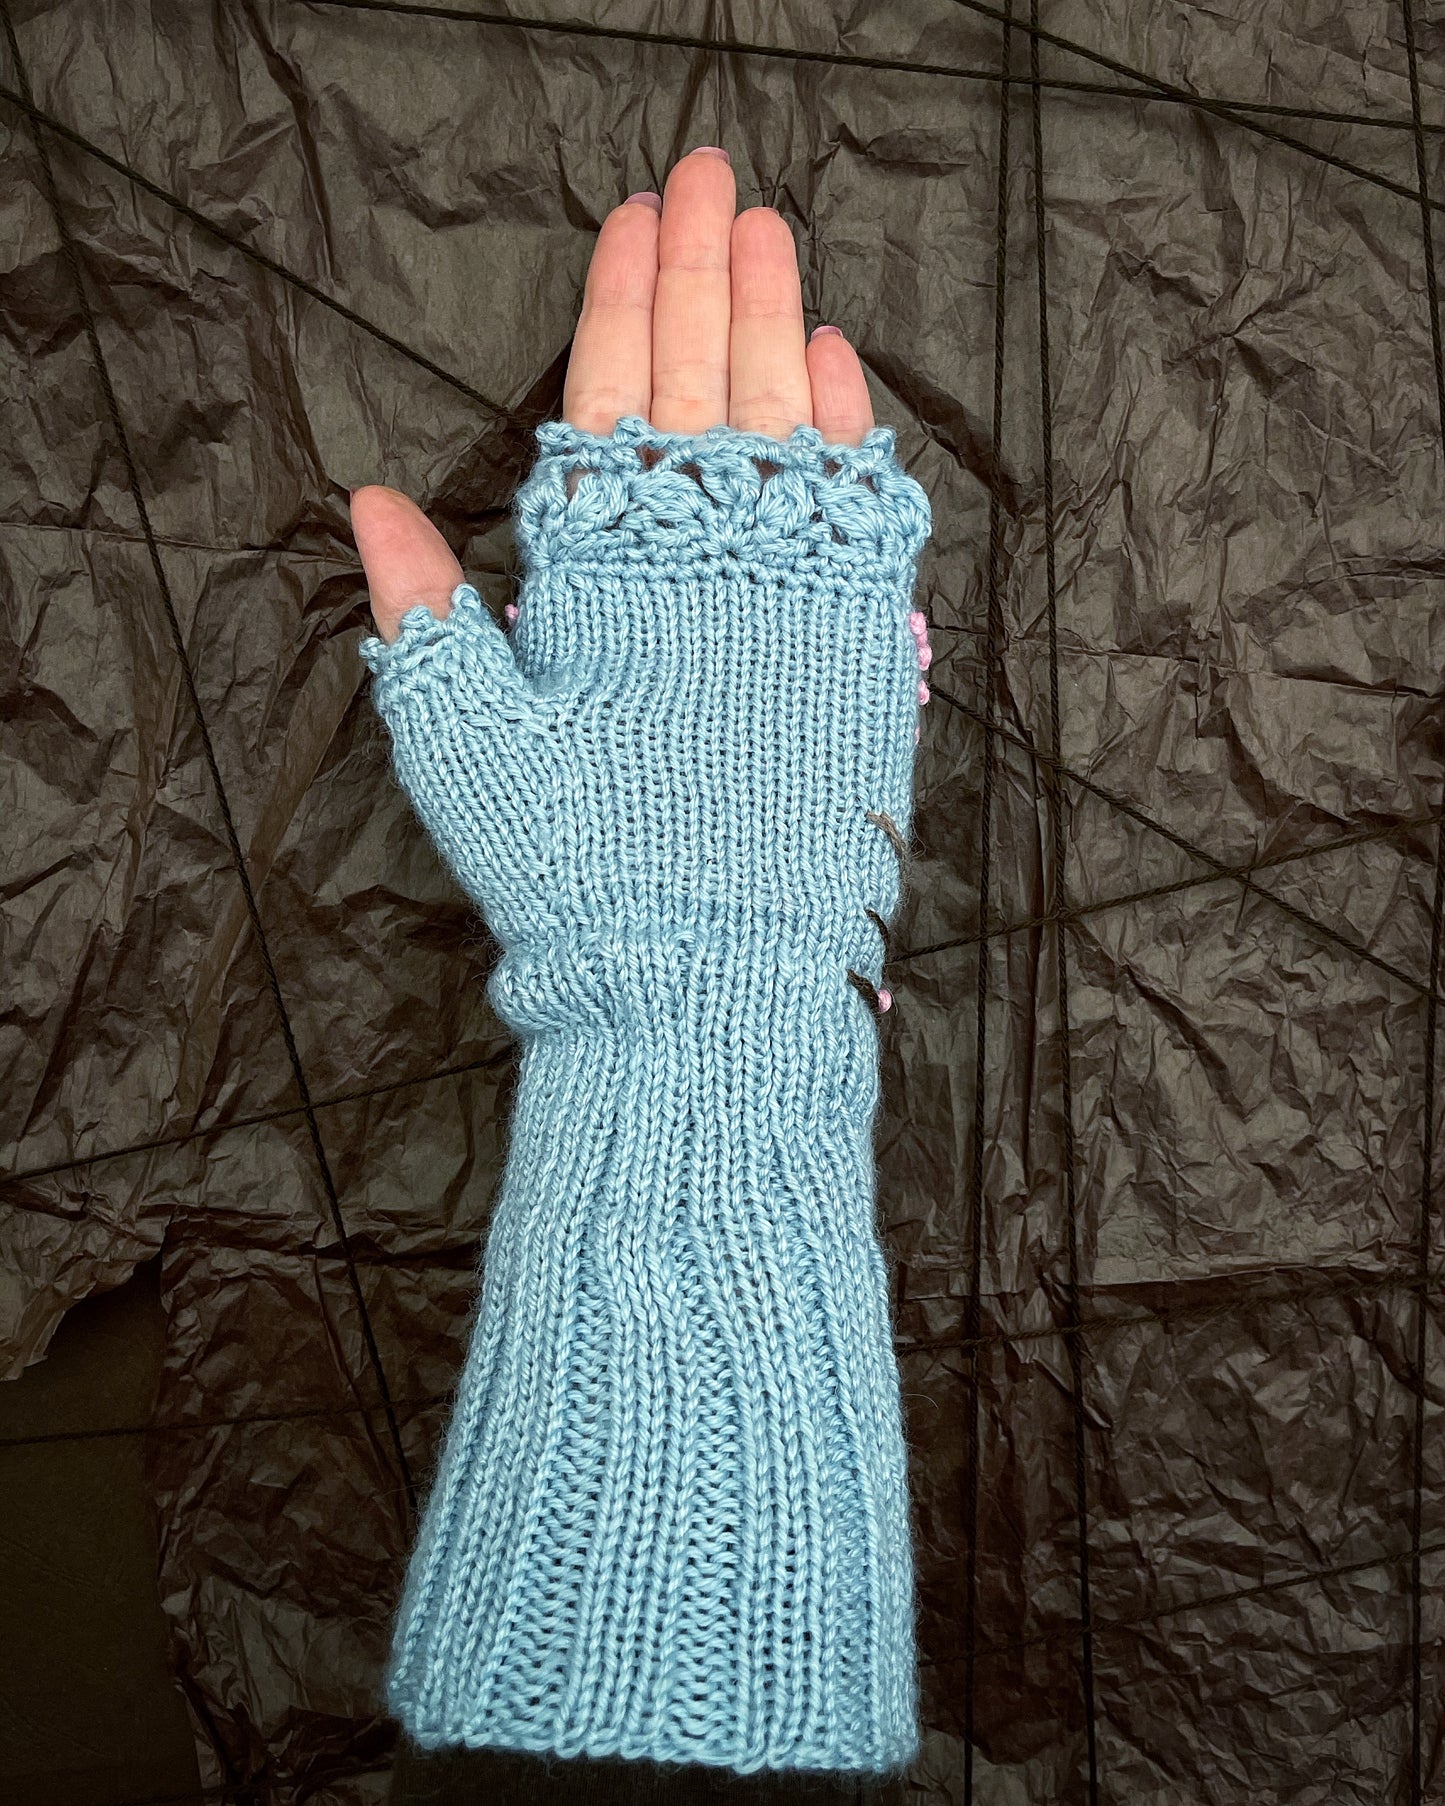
[3,2,1445,1802]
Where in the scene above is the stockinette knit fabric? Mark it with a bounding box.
[360,412,933,1778]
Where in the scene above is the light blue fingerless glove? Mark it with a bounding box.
[361,413,933,1777]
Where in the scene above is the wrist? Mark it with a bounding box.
[488,907,886,1159]
[487,899,886,1041]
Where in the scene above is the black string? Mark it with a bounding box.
[1029,8,1099,1795]
[303,0,1445,146]
[0,5,418,1525]
[890,813,1444,971]
[0,517,348,558]
[963,10,1013,1799]
[904,1261,1445,1368]
[942,1533,1445,1664]
[0,82,512,421]
[2,1049,513,1193]
[0,1389,454,1452]
[930,680,1443,1004]
[1033,84,1445,139]
[943,0,1445,215]
[1400,7,1445,1802]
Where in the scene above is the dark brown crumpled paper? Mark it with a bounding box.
[3,0,1444,1801]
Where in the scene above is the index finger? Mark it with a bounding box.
[563,193,661,436]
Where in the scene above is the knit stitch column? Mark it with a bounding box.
[362,415,933,1777]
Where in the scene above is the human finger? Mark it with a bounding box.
[562,192,660,435]
[728,205,811,440]
[350,485,465,645]
[804,325,874,446]
[649,146,735,434]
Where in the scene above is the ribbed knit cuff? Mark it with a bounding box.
[382,930,921,1776]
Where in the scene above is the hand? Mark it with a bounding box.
[350,145,875,644]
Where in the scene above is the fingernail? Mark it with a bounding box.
[625,190,662,211]
[691,145,730,161]
[811,324,843,340]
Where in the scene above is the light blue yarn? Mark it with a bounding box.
[361,414,933,1777]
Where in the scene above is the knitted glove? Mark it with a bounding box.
[361,412,933,1778]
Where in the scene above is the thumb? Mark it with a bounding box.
[350,485,464,643]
